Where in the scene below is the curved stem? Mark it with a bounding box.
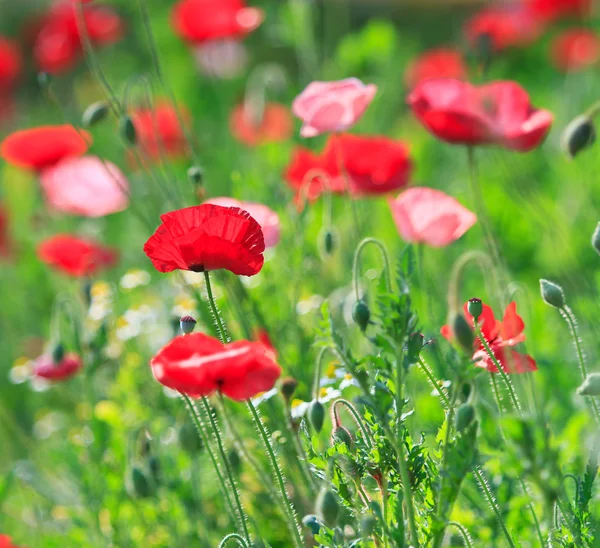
[447,522,474,548]
[313,347,331,401]
[447,250,496,314]
[218,533,250,548]
[331,399,374,450]
[204,271,231,343]
[246,400,304,548]
[352,237,393,301]
[418,357,450,408]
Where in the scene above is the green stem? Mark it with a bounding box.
[204,271,231,343]
[490,374,505,417]
[313,347,330,401]
[447,522,474,548]
[473,466,515,548]
[418,357,450,408]
[218,533,250,548]
[246,400,304,548]
[331,399,375,450]
[352,237,393,301]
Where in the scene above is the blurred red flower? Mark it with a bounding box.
[441,301,537,374]
[150,332,281,400]
[38,234,118,277]
[131,102,191,161]
[253,327,277,359]
[34,352,82,381]
[172,0,263,43]
[525,0,591,23]
[0,535,22,548]
[230,102,293,146]
[1,125,90,171]
[144,204,265,276]
[407,79,553,152]
[464,5,541,52]
[551,28,600,71]
[0,37,22,92]
[405,48,466,89]
[32,1,124,74]
[389,187,476,247]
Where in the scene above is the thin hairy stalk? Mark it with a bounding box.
[218,533,250,548]
[418,357,450,408]
[473,466,516,548]
[518,477,545,547]
[560,306,600,423]
[204,271,231,343]
[332,399,375,450]
[447,522,475,548]
[313,347,330,401]
[352,238,393,301]
[490,374,505,416]
[200,397,251,544]
[447,250,497,314]
[246,400,304,548]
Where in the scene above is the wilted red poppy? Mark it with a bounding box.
[172,0,263,43]
[441,301,537,374]
[525,0,591,23]
[144,204,265,276]
[325,134,413,196]
[131,102,190,161]
[464,6,541,52]
[407,79,553,152]
[230,102,293,146]
[0,204,12,258]
[551,29,600,71]
[1,125,90,171]
[34,352,82,381]
[33,1,124,74]
[405,48,466,89]
[150,332,281,400]
[38,234,118,277]
[0,37,22,92]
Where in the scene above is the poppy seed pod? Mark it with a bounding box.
[352,300,371,332]
[126,466,153,499]
[187,166,204,186]
[302,514,321,535]
[577,373,600,396]
[455,403,476,432]
[119,116,137,145]
[467,298,483,320]
[407,332,424,363]
[331,426,353,448]
[460,382,473,403]
[82,101,110,128]
[592,223,600,255]
[309,400,325,433]
[453,313,474,352]
[180,315,197,335]
[316,488,339,527]
[539,279,566,309]
[561,115,596,159]
[319,228,337,256]
[52,343,65,364]
[280,376,298,402]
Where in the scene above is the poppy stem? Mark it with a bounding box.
[417,357,451,408]
[313,347,331,401]
[473,319,521,413]
[331,399,375,450]
[446,522,474,548]
[352,237,393,302]
[246,400,304,547]
[204,271,231,343]
[218,533,250,548]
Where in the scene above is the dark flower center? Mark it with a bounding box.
[189,263,205,272]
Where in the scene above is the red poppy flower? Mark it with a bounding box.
[131,102,191,160]
[172,0,263,43]
[1,125,90,171]
[441,301,537,374]
[325,134,413,196]
[464,6,541,52]
[0,204,12,258]
[253,327,277,359]
[144,204,265,276]
[34,352,82,381]
[551,29,600,71]
[230,102,293,146]
[525,0,591,23]
[407,79,553,152]
[0,535,22,548]
[0,37,22,92]
[38,234,118,277]
[150,332,281,400]
[405,48,467,89]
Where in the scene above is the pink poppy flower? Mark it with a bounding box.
[204,197,280,248]
[34,352,83,381]
[551,29,600,72]
[40,155,129,217]
[388,187,476,247]
[407,79,553,152]
[292,78,377,138]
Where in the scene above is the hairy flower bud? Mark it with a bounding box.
[280,376,298,402]
[319,228,338,257]
[331,425,353,448]
[453,313,474,352]
[455,403,475,432]
[467,298,483,320]
[316,488,339,527]
[309,400,325,433]
[302,514,321,535]
[178,420,203,453]
[126,466,153,499]
[540,279,566,309]
[82,101,110,128]
[407,332,424,363]
[561,115,596,159]
[180,315,197,335]
[577,373,600,396]
[352,300,371,332]
[187,166,204,186]
[52,343,65,364]
[119,116,137,145]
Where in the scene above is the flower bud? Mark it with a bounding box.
[126,466,153,499]
[280,376,298,402]
[316,488,339,527]
[309,400,325,433]
[180,315,197,335]
[302,514,321,535]
[148,456,160,483]
[360,514,377,537]
[187,166,204,186]
[352,300,371,332]
[407,332,424,363]
[331,426,353,448]
[228,448,241,475]
[319,228,338,257]
[592,223,600,256]
[52,343,65,364]
[178,420,203,453]
[82,101,110,128]
[459,382,472,403]
[577,373,600,396]
[455,403,475,433]
[119,116,137,145]
[452,314,474,352]
[467,298,483,320]
[561,115,596,159]
[539,279,566,309]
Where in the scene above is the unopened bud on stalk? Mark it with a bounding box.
[228,448,241,474]
[352,300,371,332]
[302,514,321,535]
[539,279,566,309]
[453,313,474,352]
[280,376,298,402]
[178,420,203,453]
[119,116,137,145]
[52,343,65,364]
[592,223,600,255]
[467,298,483,320]
[126,466,153,499]
[561,115,596,158]
[309,400,325,433]
[455,403,475,432]
[316,488,339,527]
[82,101,109,128]
[180,315,197,335]
[331,425,353,448]
[460,382,472,403]
[319,228,338,257]
[577,373,600,396]
[360,515,377,537]
[187,166,204,186]
[407,332,424,363]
